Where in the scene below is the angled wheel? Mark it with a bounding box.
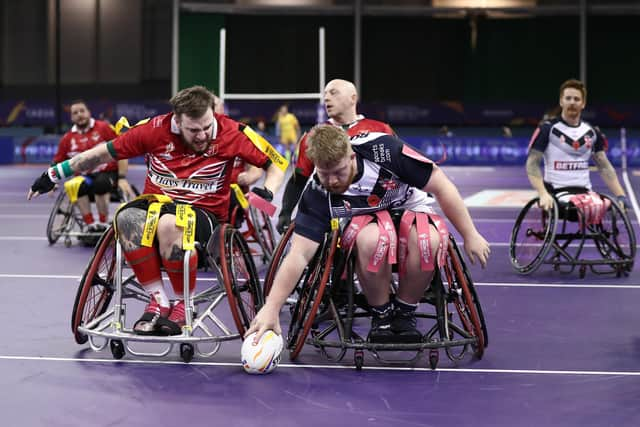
[594,194,636,269]
[263,223,296,298]
[287,229,339,360]
[46,191,75,245]
[443,235,487,358]
[71,226,117,344]
[247,205,276,262]
[510,197,558,274]
[218,223,263,337]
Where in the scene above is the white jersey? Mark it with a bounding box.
[295,132,435,243]
[529,117,607,190]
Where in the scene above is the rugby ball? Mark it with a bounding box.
[241,330,284,374]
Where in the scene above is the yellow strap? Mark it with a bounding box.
[135,193,173,204]
[112,192,171,235]
[122,193,195,250]
[331,218,340,231]
[111,116,151,136]
[63,176,86,203]
[141,202,162,247]
[180,205,196,251]
[230,184,249,209]
[242,126,288,172]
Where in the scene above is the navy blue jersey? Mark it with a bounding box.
[295,132,434,243]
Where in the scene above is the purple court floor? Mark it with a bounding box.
[1,164,639,427]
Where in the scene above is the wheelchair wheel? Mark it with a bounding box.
[247,205,276,262]
[443,235,487,358]
[594,194,636,268]
[510,197,558,274]
[71,226,117,344]
[263,223,296,297]
[218,223,263,337]
[287,229,339,360]
[46,191,76,245]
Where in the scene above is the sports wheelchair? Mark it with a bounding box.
[70,222,262,362]
[46,176,137,247]
[510,191,636,277]
[230,204,276,265]
[263,222,488,370]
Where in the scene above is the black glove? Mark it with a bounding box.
[276,214,291,234]
[251,187,273,202]
[31,171,56,195]
[617,195,630,210]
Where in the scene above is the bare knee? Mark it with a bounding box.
[355,223,380,264]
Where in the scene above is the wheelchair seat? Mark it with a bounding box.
[510,191,636,277]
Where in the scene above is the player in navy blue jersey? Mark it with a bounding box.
[526,78,629,211]
[247,125,490,344]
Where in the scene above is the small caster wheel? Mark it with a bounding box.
[74,328,88,345]
[64,238,72,248]
[616,266,622,278]
[428,349,439,370]
[180,343,194,363]
[110,340,125,359]
[579,266,586,279]
[354,350,364,371]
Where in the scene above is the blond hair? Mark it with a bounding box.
[170,85,216,118]
[305,124,352,166]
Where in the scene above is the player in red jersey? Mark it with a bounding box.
[276,79,395,233]
[53,100,135,231]
[29,86,285,335]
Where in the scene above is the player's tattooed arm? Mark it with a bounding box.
[69,143,115,174]
[525,149,544,179]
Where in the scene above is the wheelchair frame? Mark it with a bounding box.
[70,223,263,362]
[46,191,103,247]
[510,194,636,277]
[263,225,488,370]
[47,185,138,247]
[230,204,276,265]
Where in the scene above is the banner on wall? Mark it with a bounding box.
[10,134,638,167]
[2,99,640,127]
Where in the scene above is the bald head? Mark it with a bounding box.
[323,79,358,125]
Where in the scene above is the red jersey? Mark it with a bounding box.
[53,119,118,173]
[229,157,246,187]
[110,113,270,221]
[296,115,394,177]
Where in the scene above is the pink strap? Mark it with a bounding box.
[397,211,449,277]
[415,212,434,272]
[376,211,397,264]
[341,215,374,253]
[429,214,449,269]
[569,192,611,225]
[246,192,277,217]
[398,211,416,278]
[340,213,398,273]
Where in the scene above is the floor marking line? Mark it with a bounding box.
[475,282,640,289]
[0,355,638,376]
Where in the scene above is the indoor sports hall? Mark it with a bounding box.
[1,1,639,426]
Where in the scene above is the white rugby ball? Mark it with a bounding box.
[241,330,284,374]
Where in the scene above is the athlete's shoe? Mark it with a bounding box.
[367,312,394,343]
[133,295,171,335]
[390,310,422,343]
[157,300,186,336]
